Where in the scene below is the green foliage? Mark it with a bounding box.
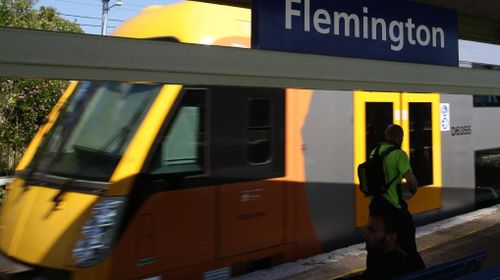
[0,79,68,174]
[0,0,83,176]
[0,0,82,32]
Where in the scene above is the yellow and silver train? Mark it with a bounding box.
[1,1,500,279]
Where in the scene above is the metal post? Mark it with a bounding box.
[101,0,122,35]
[101,0,109,35]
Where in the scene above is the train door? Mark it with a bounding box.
[110,86,287,279]
[354,91,442,227]
[401,94,442,214]
[208,86,287,262]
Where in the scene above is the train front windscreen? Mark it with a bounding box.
[24,81,161,183]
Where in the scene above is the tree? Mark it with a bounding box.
[1,0,81,32]
[0,0,83,176]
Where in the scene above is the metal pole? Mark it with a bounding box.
[101,0,109,35]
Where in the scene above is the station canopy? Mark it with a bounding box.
[2,0,500,94]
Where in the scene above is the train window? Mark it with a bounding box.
[28,82,161,181]
[209,86,284,181]
[365,102,393,159]
[473,95,500,107]
[247,98,272,164]
[149,89,206,175]
[475,147,500,208]
[472,64,500,107]
[409,103,433,186]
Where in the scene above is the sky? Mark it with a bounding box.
[34,0,182,35]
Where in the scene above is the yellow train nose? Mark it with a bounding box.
[0,180,98,269]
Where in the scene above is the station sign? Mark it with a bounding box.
[252,0,459,66]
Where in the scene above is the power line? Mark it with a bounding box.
[113,2,148,8]
[78,23,116,28]
[58,12,125,22]
[46,0,141,12]
[80,0,149,8]
[50,0,100,7]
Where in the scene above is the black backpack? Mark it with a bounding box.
[357,144,400,196]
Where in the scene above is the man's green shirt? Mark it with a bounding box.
[370,142,412,209]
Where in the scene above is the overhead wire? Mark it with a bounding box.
[44,0,142,12]
[58,12,125,22]
[78,23,116,28]
[38,0,162,33]
[72,0,150,8]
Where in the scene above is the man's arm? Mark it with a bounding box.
[403,170,418,195]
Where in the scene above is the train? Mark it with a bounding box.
[1,1,500,279]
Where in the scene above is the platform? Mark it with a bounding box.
[235,204,500,280]
[2,204,499,279]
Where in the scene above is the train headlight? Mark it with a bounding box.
[73,197,126,267]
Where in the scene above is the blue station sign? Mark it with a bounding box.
[251,0,458,66]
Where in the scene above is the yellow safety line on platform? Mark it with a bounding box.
[329,268,365,280]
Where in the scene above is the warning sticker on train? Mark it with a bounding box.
[440,103,450,131]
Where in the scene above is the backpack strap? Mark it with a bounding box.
[378,143,401,188]
[378,144,399,158]
[386,173,400,188]
[372,144,381,158]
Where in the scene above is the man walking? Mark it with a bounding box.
[368,124,425,270]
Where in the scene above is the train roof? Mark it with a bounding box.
[112,1,250,47]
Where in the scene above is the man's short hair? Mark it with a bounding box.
[385,124,404,140]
